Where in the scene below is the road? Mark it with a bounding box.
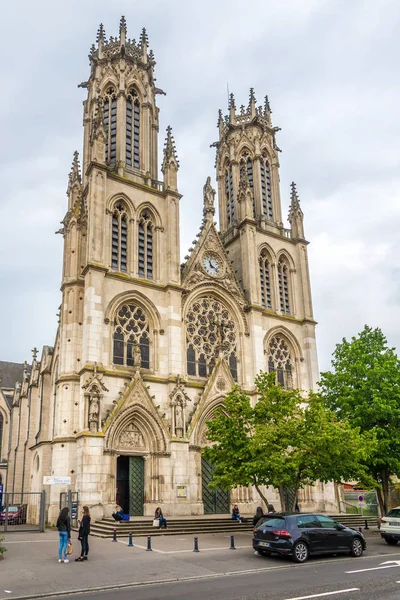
[36,553,400,600]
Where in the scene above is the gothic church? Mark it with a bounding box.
[3,18,337,522]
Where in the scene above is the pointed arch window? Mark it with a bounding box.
[278,256,291,315]
[185,296,238,380]
[260,154,273,220]
[113,303,151,369]
[259,248,272,310]
[267,335,293,389]
[240,152,255,217]
[126,89,140,169]
[138,211,154,279]
[102,87,117,165]
[111,203,128,272]
[225,165,235,227]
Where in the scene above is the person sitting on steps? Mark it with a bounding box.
[155,507,167,529]
[232,504,242,521]
[112,505,124,522]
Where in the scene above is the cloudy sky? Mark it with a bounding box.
[0,0,399,372]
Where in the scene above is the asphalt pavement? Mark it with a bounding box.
[1,529,400,600]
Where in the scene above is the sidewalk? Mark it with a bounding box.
[0,529,395,600]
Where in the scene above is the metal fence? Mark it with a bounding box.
[0,491,45,533]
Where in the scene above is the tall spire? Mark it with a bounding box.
[69,151,81,186]
[119,15,127,44]
[162,126,179,191]
[249,87,256,117]
[288,182,304,240]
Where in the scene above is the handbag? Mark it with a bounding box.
[153,519,160,527]
[67,541,73,555]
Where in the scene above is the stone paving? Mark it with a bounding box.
[0,529,398,600]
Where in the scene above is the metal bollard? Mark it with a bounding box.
[128,532,133,547]
[146,536,152,551]
[358,526,362,533]
[230,535,236,550]
[364,519,369,530]
[113,528,117,542]
[193,536,199,552]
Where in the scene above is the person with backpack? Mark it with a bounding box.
[76,506,91,562]
[56,507,71,563]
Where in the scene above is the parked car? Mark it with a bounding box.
[379,507,400,545]
[0,504,27,525]
[253,512,366,563]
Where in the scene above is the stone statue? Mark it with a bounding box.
[88,396,99,433]
[175,399,184,438]
[132,342,142,369]
[203,176,216,217]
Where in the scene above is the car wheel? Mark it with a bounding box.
[350,537,363,557]
[385,537,398,546]
[292,541,309,563]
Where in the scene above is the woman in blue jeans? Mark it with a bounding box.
[56,507,71,563]
[155,507,167,529]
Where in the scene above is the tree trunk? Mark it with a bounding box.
[381,471,390,514]
[254,483,269,508]
[376,487,385,517]
[279,484,286,511]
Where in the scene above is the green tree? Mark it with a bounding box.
[320,325,400,514]
[204,372,371,511]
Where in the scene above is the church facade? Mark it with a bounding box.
[4,18,338,522]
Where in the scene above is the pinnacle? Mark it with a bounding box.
[217,109,224,126]
[69,151,81,184]
[229,92,236,110]
[96,23,106,44]
[140,27,149,46]
[119,15,127,35]
[290,181,300,206]
[249,87,256,106]
[163,126,179,167]
[264,95,271,114]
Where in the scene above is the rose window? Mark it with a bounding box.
[267,335,293,389]
[186,296,237,380]
[113,303,150,368]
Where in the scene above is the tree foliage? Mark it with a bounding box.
[319,325,400,514]
[204,372,372,511]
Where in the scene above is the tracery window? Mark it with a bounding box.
[185,296,237,380]
[260,153,273,220]
[259,249,272,310]
[138,212,153,279]
[278,256,291,315]
[225,165,235,227]
[0,411,3,460]
[126,89,140,169]
[240,152,255,217]
[267,335,293,389]
[113,303,151,369]
[102,87,117,165]
[111,204,128,272]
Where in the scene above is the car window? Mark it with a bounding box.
[386,509,400,518]
[316,515,337,529]
[257,516,286,528]
[296,515,322,529]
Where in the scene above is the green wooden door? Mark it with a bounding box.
[201,457,230,514]
[129,456,144,516]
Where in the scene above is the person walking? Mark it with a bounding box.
[154,507,167,529]
[56,507,71,563]
[76,506,91,562]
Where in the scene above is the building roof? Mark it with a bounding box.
[0,361,26,390]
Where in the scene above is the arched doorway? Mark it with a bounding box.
[116,455,144,516]
[201,457,230,514]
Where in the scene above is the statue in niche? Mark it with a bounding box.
[175,398,184,438]
[203,176,216,216]
[119,423,144,448]
[88,396,99,433]
[132,342,142,369]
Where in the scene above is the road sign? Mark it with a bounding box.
[358,495,364,502]
[43,476,71,486]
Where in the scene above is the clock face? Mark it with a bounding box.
[202,254,221,276]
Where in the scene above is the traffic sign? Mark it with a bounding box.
[358,495,364,502]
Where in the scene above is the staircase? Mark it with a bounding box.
[84,513,377,538]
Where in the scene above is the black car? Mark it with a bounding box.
[253,513,366,563]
